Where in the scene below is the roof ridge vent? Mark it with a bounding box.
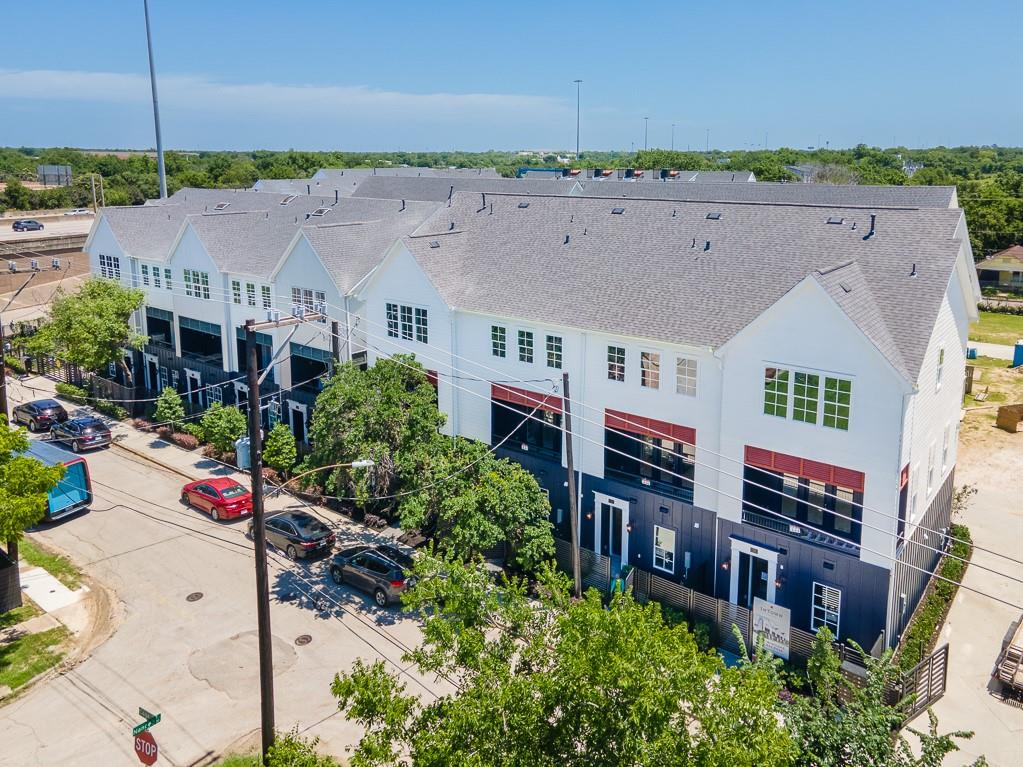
[826,216,844,225]
[705,212,721,220]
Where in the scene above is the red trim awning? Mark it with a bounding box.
[744,445,865,493]
[605,409,696,446]
[491,383,562,414]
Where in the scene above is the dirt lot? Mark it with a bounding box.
[959,356,1023,458]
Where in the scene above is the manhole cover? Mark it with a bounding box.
[295,634,312,646]
[186,591,204,602]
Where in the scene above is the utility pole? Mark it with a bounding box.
[706,128,710,153]
[90,175,98,213]
[0,320,9,424]
[671,123,675,152]
[330,319,340,375]
[562,372,581,598]
[644,117,649,150]
[573,79,582,159]
[143,0,167,198]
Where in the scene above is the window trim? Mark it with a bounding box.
[491,325,507,358]
[140,263,150,287]
[822,376,852,431]
[246,282,257,307]
[936,347,945,392]
[607,345,626,382]
[545,334,563,369]
[675,357,697,397]
[763,367,789,418]
[792,371,820,425]
[261,285,272,310]
[517,330,534,363]
[811,582,841,637]
[640,350,661,390]
[231,279,242,305]
[652,525,676,573]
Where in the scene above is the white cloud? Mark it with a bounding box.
[0,68,567,122]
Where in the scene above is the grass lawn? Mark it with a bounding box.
[0,626,69,690]
[20,537,82,590]
[0,599,41,631]
[969,311,1023,346]
[211,757,259,767]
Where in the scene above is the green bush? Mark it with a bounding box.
[263,422,298,475]
[153,387,186,431]
[4,355,26,375]
[978,301,1023,315]
[897,524,973,671]
[92,398,128,421]
[54,382,89,403]
[198,402,247,453]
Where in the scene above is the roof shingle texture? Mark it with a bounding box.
[351,175,584,201]
[402,193,966,382]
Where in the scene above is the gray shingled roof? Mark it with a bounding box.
[401,193,967,382]
[313,166,499,181]
[351,175,584,202]
[299,200,440,293]
[575,180,957,207]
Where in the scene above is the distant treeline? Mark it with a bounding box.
[2,144,1021,258]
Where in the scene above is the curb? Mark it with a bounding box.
[110,438,198,482]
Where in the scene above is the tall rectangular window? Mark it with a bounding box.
[781,474,799,518]
[491,325,506,358]
[518,331,534,363]
[164,268,172,290]
[653,526,676,573]
[414,307,428,343]
[153,267,162,289]
[400,305,413,340]
[261,285,272,309]
[812,583,841,636]
[140,264,150,286]
[941,424,950,472]
[675,357,697,396]
[246,282,257,307]
[806,480,826,526]
[822,377,852,430]
[386,303,399,338]
[833,488,855,535]
[607,346,625,382]
[792,372,819,424]
[183,269,210,299]
[936,347,945,391]
[641,352,660,389]
[232,280,242,304]
[763,367,789,417]
[99,254,121,280]
[927,443,935,495]
[546,335,562,369]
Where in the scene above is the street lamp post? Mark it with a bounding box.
[644,117,649,150]
[671,123,675,152]
[143,0,167,198]
[573,80,582,159]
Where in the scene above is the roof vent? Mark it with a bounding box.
[564,234,570,245]
[909,263,917,277]
[311,207,330,217]
[213,202,230,211]
[672,209,677,218]
[705,212,721,220]
[611,207,625,215]
[448,221,455,231]
[704,240,711,251]
[280,195,297,206]
[517,202,530,209]
[429,241,440,249]
[839,282,852,293]
[826,216,844,225]
[862,213,876,240]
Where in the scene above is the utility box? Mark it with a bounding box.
[234,436,251,470]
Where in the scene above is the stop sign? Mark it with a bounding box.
[134,730,158,765]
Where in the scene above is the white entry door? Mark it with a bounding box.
[593,492,630,562]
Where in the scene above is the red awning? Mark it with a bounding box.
[604,409,695,446]
[743,445,865,493]
[491,384,562,413]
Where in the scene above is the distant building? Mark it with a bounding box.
[977,244,1023,291]
[37,165,72,186]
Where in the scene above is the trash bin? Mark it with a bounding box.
[234,436,251,470]
[967,347,978,360]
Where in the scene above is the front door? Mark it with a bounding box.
[600,503,624,557]
[737,552,769,609]
[185,369,202,406]
[593,492,630,571]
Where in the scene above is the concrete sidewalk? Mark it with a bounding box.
[969,341,1017,362]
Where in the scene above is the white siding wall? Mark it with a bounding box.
[717,279,908,570]
[165,225,231,367]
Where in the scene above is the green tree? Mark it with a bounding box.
[0,422,65,609]
[263,422,298,476]
[265,729,339,766]
[303,356,444,516]
[197,402,247,453]
[29,278,146,385]
[400,437,554,571]
[153,387,186,431]
[2,178,32,211]
[332,558,795,767]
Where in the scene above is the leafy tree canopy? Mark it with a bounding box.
[153,387,186,431]
[0,421,65,549]
[196,402,247,453]
[263,422,298,475]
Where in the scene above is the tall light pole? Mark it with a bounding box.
[573,80,582,159]
[644,117,649,150]
[706,128,710,153]
[671,123,675,152]
[143,0,167,198]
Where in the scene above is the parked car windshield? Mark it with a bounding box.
[220,485,248,499]
[294,516,328,536]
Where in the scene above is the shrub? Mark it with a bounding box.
[262,467,283,487]
[197,402,247,453]
[153,387,186,431]
[4,355,26,375]
[131,417,153,430]
[92,398,128,421]
[55,382,89,403]
[263,423,298,475]
[168,432,199,450]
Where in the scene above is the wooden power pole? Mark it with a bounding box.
[563,372,582,598]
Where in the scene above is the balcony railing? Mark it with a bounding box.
[742,508,860,554]
[605,468,694,504]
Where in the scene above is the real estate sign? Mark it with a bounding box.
[753,597,790,660]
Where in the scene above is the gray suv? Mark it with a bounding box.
[329,544,416,607]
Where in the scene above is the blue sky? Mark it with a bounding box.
[3,0,1021,152]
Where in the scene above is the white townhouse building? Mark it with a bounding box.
[84,187,439,436]
[353,191,979,651]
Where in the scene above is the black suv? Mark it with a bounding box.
[12,220,44,232]
[50,417,112,452]
[329,544,416,607]
[249,511,336,560]
[12,399,68,432]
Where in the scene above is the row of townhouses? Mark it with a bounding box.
[85,175,978,653]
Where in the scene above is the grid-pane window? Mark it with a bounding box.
[675,358,697,396]
[605,429,695,499]
[607,346,625,382]
[941,424,950,471]
[232,280,242,304]
[414,308,428,343]
[208,385,223,405]
[936,347,945,391]
[546,335,562,369]
[833,488,855,535]
[183,269,210,299]
[164,268,172,290]
[641,352,660,389]
[246,283,257,307]
[822,377,852,430]
[141,264,150,286]
[781,473,799,518]
[386,303,400,338]
[806,480,826,526]
[812,583,841,636]
[491,325,506,357]
[792,372,819,424]
[763,368,789,417]
[926,443,935,495]
[293,287,327,321]
[399,305,413,340]
[153,267,162,289]
[653,526,676,573]
[518,331,534,363]
[99,254,121,280]
[261,285,272,309]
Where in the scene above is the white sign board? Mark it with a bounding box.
[753,597,790,660]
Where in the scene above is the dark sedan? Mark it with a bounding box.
[50,417,111,452]
[12,399,68,432]
[12,219,44,232]
[249,511,336,560]
[329,544,416,607]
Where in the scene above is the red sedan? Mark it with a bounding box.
[180,477,253,521]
